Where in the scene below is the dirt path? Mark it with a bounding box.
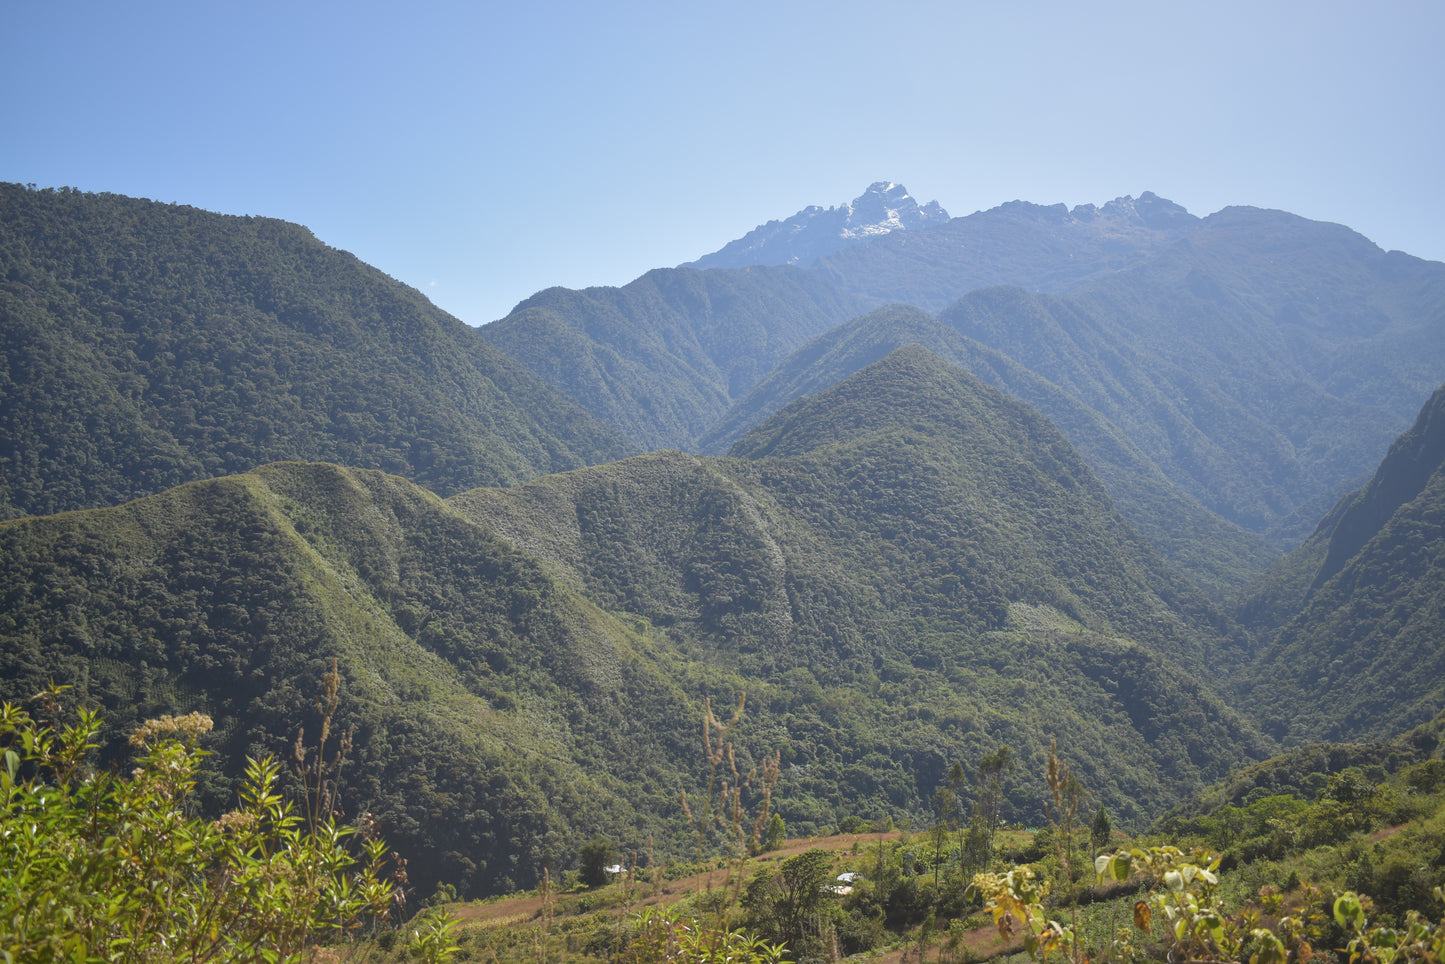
[1367,823,1407,844]
[451,833,897,923]
[448,831,1025,960]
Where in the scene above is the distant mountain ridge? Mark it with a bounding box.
[699,304,1278,595]
[686,181,949,270]
[483,185,1445,578]
[477,266,867,451]
[810,189,1200,310]
[1061,205,1445,543]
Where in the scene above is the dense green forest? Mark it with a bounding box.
[0,183,634,519]
[477,267,866,452]
[1236,383,1445,744]
[700,303,1277,597]
[3,184,1445,959]
[0,459,691,898]
[1,347,1278,899]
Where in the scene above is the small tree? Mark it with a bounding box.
[743,848,838,961]
[580,835,619,887]
[960,745,1013,879]
[1089,804,1111,855]
[764,812,787,852]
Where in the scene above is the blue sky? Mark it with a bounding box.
[4,1,1441,326]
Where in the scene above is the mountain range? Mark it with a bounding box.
[483,188,1445,572]
[1,180,1443,899]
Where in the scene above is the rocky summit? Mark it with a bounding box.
[686,180,949,269]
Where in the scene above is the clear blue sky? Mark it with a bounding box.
[4,1,1441,326]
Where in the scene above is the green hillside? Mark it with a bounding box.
[454,347,1272,830]
[0,183,634,519]
[0,461,714,897]
[0,347,1275,900]
[1238,382,1445,743]
[724,346,1234,667]
[701,304,1277,595]
[477,266,867,451]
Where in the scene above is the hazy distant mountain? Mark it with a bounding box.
[686,181,950,270]
[700,304,1278,595]
[480,191,1201,454]
[481,188,1445,558]
[701,196,1445,547]
[1061,206,1445,543]
[1239,382,1445,743]
[811,191,1200,309]
[477,266,867,451]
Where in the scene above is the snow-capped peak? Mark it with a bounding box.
[686,182,950,270]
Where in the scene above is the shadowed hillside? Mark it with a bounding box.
[1238,382,1445,743]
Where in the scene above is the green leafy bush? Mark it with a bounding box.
[0,687,447,964]
[621,906,789,964]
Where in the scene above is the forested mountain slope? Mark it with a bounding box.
[1,347,1272,901]
[477,266,866,450]
[0,460,696,898]
[1064,206,1445,542]
[454,346,1271,827]
[0,184,634,519]
[700,304,1276,595]
[1238,381,1445,744]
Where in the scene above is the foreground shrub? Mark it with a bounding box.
[0,686,448,964]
